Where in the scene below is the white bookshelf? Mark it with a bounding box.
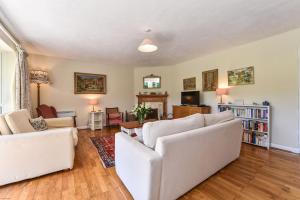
[89,111,104,131]
[218,104,271,149]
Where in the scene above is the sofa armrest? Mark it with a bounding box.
[115,132,162,200]
[45,117,74,128]
[0,128,75,186]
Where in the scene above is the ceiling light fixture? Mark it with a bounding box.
[138,29,158,53]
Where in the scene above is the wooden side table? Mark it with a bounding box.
[89,111,104,131]
[120,119,156,141]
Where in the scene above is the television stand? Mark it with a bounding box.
[173,105,211,119]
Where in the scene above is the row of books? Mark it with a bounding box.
[231,108,268,119]
[243,130,268,146]
[242,120,268,132]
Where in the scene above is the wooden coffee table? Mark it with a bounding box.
[120,119,156,140]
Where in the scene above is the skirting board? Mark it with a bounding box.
[271,143,300,154]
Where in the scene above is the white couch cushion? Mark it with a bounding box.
[5,109,35,134]
[204,110,234,126]
[0,114,12,135]
[142,113,204,148]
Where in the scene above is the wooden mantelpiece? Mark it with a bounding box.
[136,94,168,119]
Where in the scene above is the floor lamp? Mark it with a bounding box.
[30,70,49,107]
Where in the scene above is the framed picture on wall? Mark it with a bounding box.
[202,69,218,91]
[183,77,196,90]
[228,66,254,86]
[74,72,107,94]
[143,74,161,89]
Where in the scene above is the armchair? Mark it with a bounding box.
[106,107,123,127]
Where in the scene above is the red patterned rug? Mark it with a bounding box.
[90,135,115,168]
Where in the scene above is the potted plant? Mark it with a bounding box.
[132,103,151,124]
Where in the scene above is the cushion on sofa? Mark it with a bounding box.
[204,110,234,126]
[29,116,48,131]
[5,109,35,134]
[0,114,12,135]
[142,113,205,148]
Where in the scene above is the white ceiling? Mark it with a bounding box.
[1,0,300,66]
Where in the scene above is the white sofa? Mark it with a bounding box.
[0,109,78,186]
[115,112,242,200]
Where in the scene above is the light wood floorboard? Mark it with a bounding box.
[1,128,300,200]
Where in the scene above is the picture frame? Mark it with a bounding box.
[202,69,218,91]
[143,74,161,89]
[74,72,107,94]
[228,66,254,86]
[183,77,196,91]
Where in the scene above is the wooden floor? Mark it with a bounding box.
[1,128,300,200]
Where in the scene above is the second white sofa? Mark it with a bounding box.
[115,112,243,200]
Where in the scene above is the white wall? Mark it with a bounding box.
[28,55,135,127]
[134,28,300,150]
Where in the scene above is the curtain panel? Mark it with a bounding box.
[15,46,31,112]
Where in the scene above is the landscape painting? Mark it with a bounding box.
[202,69,218,91]
[228,66,254,86]
[74,72,106,94]
[183,77,196,90]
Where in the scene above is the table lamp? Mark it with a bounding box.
[216,88,229,104]
[88,99,99,112]
[30,70,49,106]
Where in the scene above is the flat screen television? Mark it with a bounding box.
[181,91,200,106]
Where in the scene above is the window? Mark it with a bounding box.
[0,41,16,114]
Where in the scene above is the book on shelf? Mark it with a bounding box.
[242,120,268,132]
[219,107,268,119]
[243,130,268,147]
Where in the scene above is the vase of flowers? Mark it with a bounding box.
[132,103,151,124]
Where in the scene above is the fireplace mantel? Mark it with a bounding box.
[136,94,168,119]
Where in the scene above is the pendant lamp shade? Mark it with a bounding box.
[138,38,158,53]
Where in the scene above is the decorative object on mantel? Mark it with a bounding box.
[74,72,106,94]
[137,29,158,53]
[183,77,196,91]
[30,70,49,107]
[150,92,156,95]
[228,66,254,86]
[202,69,218,91]
[143,74,161,89]
[88,99,99,112]
[132,104,151,124]
[216,88,229,104]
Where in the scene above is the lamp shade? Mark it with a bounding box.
[30,70,49,84]
[88,99,99,106]
[138,38,158,53]
[216,88,229,96]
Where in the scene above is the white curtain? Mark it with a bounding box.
[15,46,31,111]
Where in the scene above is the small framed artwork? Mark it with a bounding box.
[74,72,107,94]
[202,69,218,91]
[228,66,254,86]
[183,77,196,91]
[143,74,161,89]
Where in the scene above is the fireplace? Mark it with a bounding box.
[136,93,168,119]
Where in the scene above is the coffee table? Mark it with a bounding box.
[120,119,156,141]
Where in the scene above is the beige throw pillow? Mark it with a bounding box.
[5,109,35,134]
[0,114,12,135]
